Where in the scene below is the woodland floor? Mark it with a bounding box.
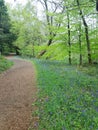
[0,57,38,130]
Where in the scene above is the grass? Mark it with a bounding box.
[0,56,13,73]
[78,64,98,78]
[32,59,98,130]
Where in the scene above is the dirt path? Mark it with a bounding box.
[0,57,38,130]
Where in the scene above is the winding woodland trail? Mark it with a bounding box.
[0,57,38,130]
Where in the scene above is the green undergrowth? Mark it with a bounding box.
[32,59,98,130]
[0,56,13,73]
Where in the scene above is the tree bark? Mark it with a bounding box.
[37,38,53,57]
[78,22,82,65]
[38,0,64,57]
[67,9,71,65]
[77,0,92,64]
[96,0,98,11]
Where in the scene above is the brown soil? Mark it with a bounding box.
[0,57,38,130]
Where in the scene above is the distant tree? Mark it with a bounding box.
[76,0,92,64]
[0,0,11,54]
[66,8,71,65]
[9,1,44,57]
[38,0,65,57]
[96,0,98,11]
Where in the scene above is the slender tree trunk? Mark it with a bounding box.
[96,0,98,11]
[0,12,3,55]
[0,44,3,55]
[38,0,64,57]
[33,45,35,57]
[44,0,53,46]
[67,9,71,65]
[15,47,20,55]
[77,0,92,64]
[78,22,82,65]
[47,38,53,46]
[38,0,53,57]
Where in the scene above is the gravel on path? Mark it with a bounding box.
[0,58,38,130]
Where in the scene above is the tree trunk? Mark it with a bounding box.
[79,22,82,65]
[38,38,53,57]
[37,0,53,57]
[16,49,20,55]
[15,46,20,55]
[0,46,3,55]
[38,0,64,58]
[67,9,71,65]
[77,0,92,64]
[96,0,98,11]
[32,42,35,57]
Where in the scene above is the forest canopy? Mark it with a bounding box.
[1,0,98,64]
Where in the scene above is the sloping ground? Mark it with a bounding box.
[34,60,98,130]
[0,58,38,130]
